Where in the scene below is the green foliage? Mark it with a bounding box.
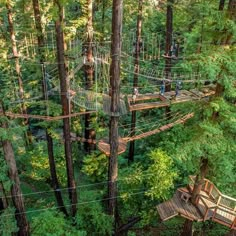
[76,204,113,235]
[82,152,108,182]
[31,210,87,236]
[76,190,113,236]
[0,207,18,236]
[144,149,178,200]
[20,140,67,186]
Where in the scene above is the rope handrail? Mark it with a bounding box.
[1,111,96,121]
[123,113,194,142]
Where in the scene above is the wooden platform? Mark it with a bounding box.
[97,137,127,156]
[156,176,236,230]
[128,86,216,112]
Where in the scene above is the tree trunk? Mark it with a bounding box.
[0,103,29,236]
[6,1,31,145]
[32,0,68,217]
[224,0,236,44]
[191,158,208,205]
[54,0,77,218]
[0,182,8,210]
[101,0,107,40]
[108,0,123,228]
[219,0,225,10]
[46,131,68,216]
[84,0,96,153]
[128,0,143,163]
[181,220,193,236]
[165,0,174,91]
[181,158,208,236]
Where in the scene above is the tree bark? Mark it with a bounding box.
[219,0,225,10]
[32,0,68,217]
[128,0,143,163]
[46,131,68,216]
[0,103,29,236]
[84,0,96,153]
[165,0,174,91]
[108,0,123,228]
[225,0,236,44]
[54,0,77,218]
[0,182,8,210]
[6,1,31,145]
[181,158,208,236]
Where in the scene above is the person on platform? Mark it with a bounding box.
[175,81,181,97]
[160,81,165,95]
[132,87,139,104]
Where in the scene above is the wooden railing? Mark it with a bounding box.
[189,176,236,229]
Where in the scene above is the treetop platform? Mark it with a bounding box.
[156,176,236,229]
[127,85,216,112]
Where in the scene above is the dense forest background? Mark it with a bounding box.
[0,0,235,235]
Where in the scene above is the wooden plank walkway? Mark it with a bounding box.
[98,113,194,155]
[128,86,216,112]
[123,113,194,142]
[97,138,127,156]
[156,200,178,221]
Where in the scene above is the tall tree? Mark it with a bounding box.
[32,0,68,216]
[84,0,96,153]
[165,0,174,91]
[54,0,77,218]
[181,158,208,236]
[224,0,236,44]
[0,103,29,236]
[128,0,143,162]
[108,0,123,227]
[219,0,225,10]
[0,182,8,211]
[6,0,31,144]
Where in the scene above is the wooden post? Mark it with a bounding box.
[217,195,222,205]
[204,208,209,221]
[231,216,236,229]
[208,183,214,196]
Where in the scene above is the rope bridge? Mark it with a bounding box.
[98,112,194,156]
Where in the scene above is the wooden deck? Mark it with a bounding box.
[97,137,127,156]
[127,86,216,112]
[156,176,236,230]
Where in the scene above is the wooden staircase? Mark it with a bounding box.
[156,176,236,230]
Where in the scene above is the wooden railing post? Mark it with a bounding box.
[204,180,209,192]
[231,216,236,229]
[208,184,214,196]
[212,207,218,220]
[217,195,222,206]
